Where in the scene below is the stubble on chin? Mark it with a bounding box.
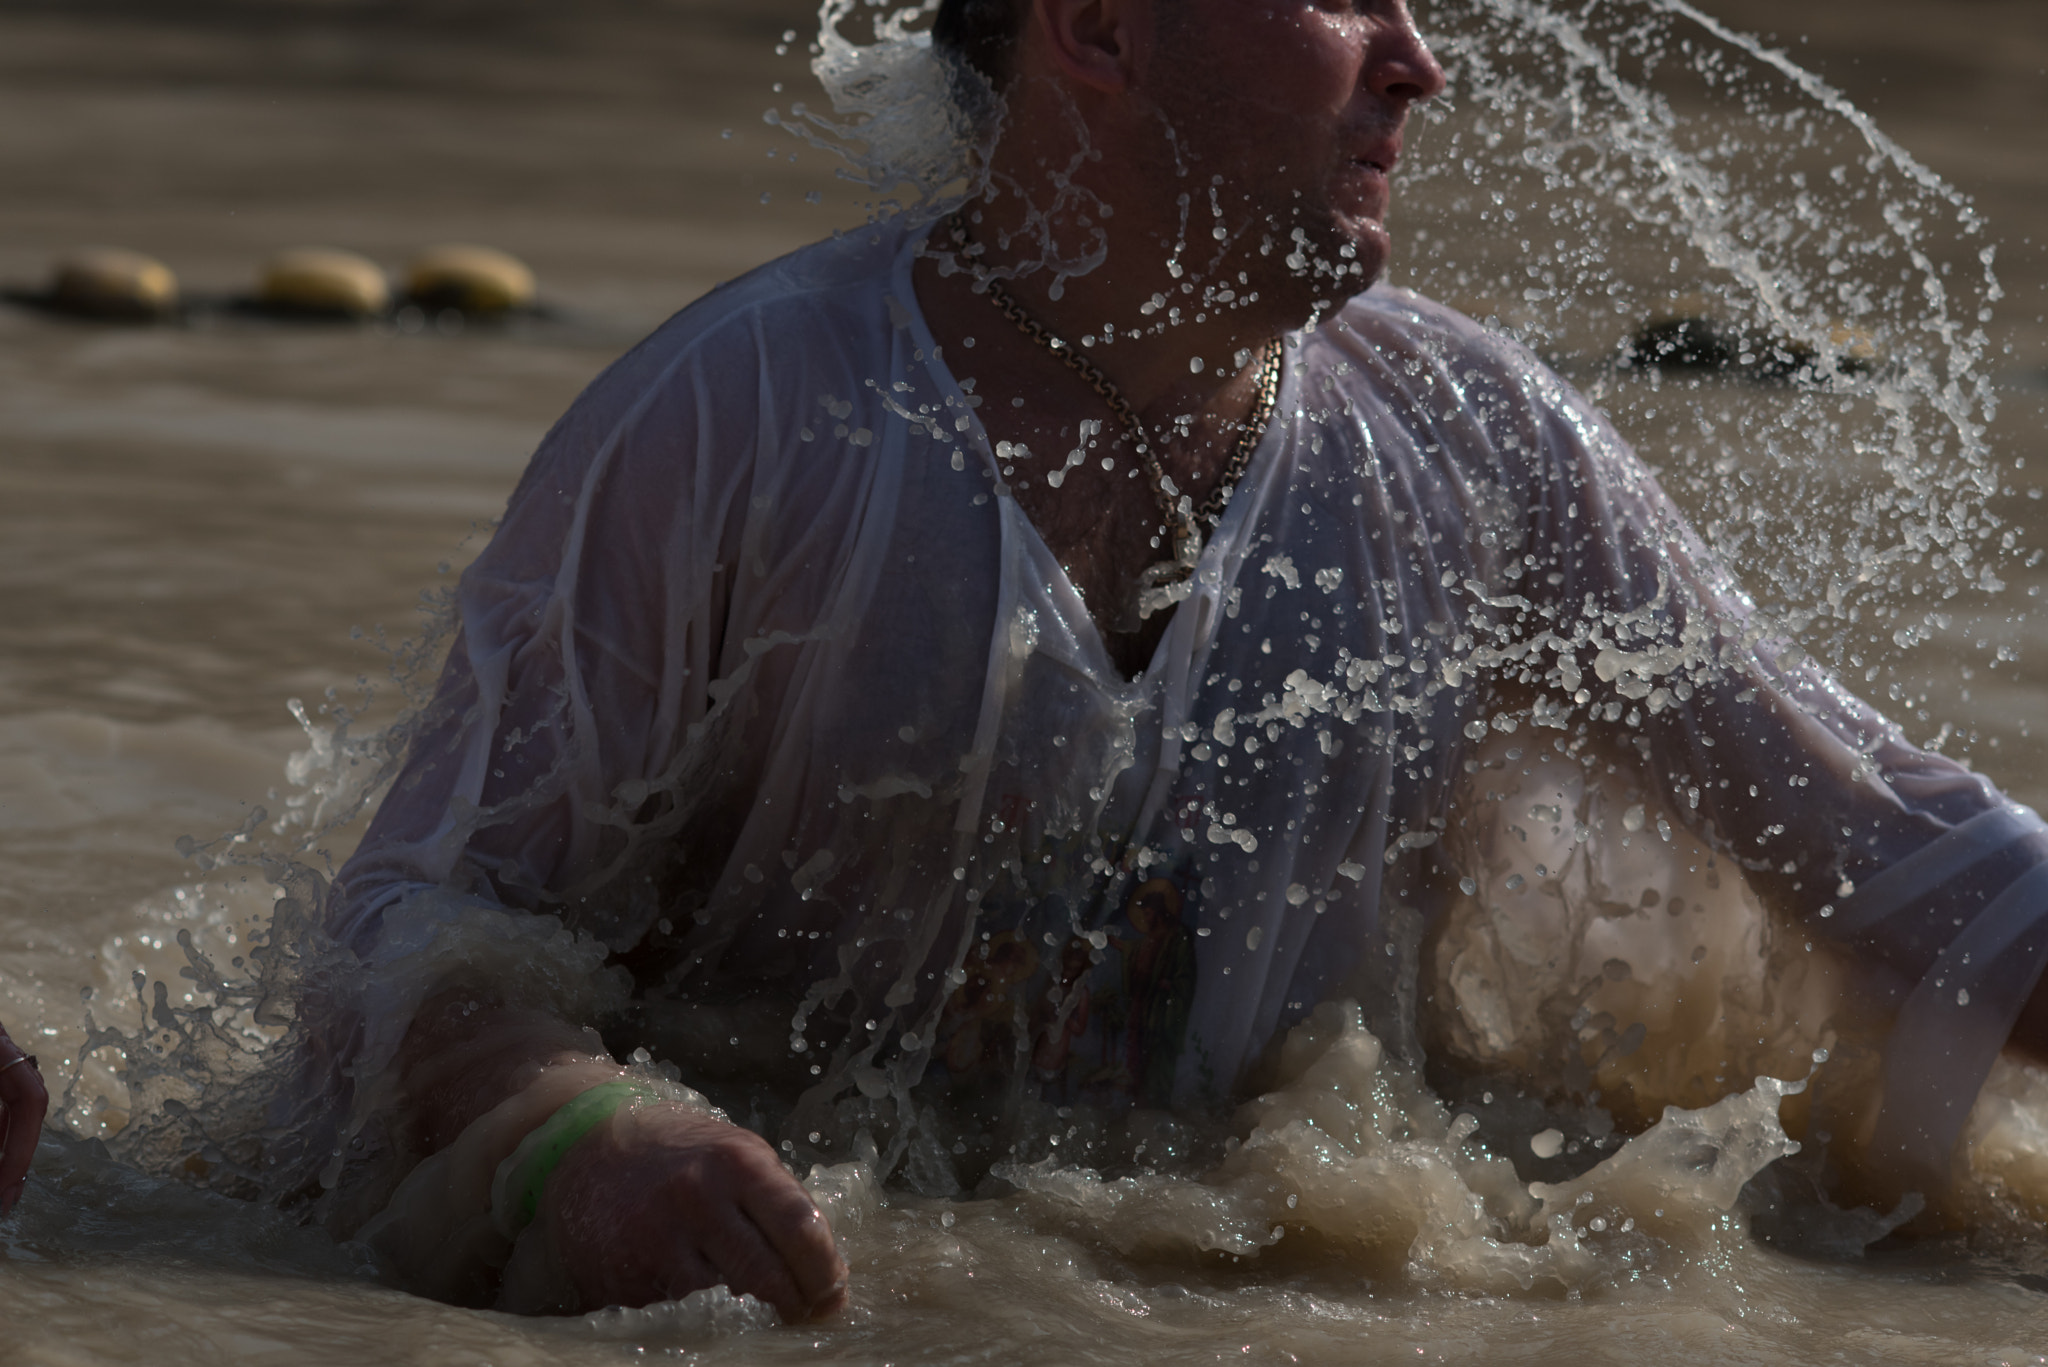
[1241,198,1390,328]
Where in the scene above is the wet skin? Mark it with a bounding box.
[398,995,847,1319]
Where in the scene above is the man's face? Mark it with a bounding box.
[1135,0,1445,312]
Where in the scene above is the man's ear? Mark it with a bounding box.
[1027,0,1152,95]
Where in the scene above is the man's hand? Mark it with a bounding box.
[393,996,845,1317]
[539,1100,848,1321]
[0,1024,48,1217]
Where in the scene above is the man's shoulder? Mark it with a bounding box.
[608,221,913,384]
[1304,285,1586,429]
[1285,285,1618,493]
[1315,285,1541,376]
[505,222,916,503]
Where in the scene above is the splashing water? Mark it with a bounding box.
[1401,0,2011,691]
[36,2,2048,1340]
[770,0,2014,686]
[989,1000,1804,1296]
[766,0,994,217]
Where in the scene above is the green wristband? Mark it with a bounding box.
[490,1079,651,1240]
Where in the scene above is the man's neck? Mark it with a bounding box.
[911,204,1290,673]
[946,194,1296,425]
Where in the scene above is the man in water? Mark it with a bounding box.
[317,0,2048,1321]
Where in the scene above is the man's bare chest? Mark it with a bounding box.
[978,415,1229,676]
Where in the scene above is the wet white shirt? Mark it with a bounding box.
[331,214,2048,1185]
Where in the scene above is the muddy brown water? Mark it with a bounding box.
[2,1,2047,1362]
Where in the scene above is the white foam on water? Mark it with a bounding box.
[1427,732,1872,1125]
[556,1286,782,1344]
[1431,732,2048,1229]
[983,1000,1803,1296]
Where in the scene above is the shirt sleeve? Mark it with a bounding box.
[299,319,771,1208]
[1495,337,2048,1184]
[331,328,756,957]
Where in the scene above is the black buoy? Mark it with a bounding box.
[1629,297,1877,380]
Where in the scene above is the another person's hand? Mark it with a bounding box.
[537,1100,848,1321]
[0,1021,48,1217]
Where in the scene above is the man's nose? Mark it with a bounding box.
[1369,15,1448,106]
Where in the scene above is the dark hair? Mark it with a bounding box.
[933,0,1026,91]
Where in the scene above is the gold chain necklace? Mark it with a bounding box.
[946,213,1284,623]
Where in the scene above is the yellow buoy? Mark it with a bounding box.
[49,247,179,319]
[404,244,536,314]
[258,247,390,317]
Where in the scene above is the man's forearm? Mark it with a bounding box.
[397,992,623,1155]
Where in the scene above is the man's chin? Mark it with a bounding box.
[1241,272,1377,335]
[1337,218,1393,273]
[1259,239,1389,326]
